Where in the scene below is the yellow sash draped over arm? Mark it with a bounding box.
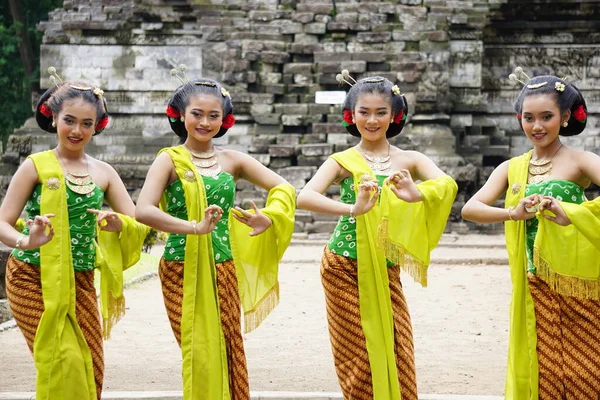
[96,214,149,338]
[534,197,600,299]
[30,150,97,400]
[160,146,230,400]
[378,175,457,286]
[228,183,296,333]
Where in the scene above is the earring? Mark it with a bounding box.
[52,120,56,128]
[180,116,185,122]
[562,121,568,127]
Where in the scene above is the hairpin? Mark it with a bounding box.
[47,66,63,87]
[336,69,355,87]
[391,85,400,95]
[170,64,190,85]
[555,82,566,92]
[361,77,385,83]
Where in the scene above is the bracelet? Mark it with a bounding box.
[190,219,197,235]
[349,204,355,218]
[507,206,515,221]
[15,234,25,249]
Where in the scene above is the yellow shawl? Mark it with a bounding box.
[330,148,457,400]
[505,151,600,399]
[30,150,146,400]
[160,146,295,399]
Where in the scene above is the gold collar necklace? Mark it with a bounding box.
[528,144,563,184]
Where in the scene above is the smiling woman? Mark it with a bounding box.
[134,66,295,399]
[297,72,457,399]
[461,68,600,399]
[0,67,148,400]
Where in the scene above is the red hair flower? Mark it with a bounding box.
[343,110,354,125]
[166,106,180,119]
[95,116,109,132]
[221,114,235,129]
[393,110,404,124]
[39,103,52,117]
[516,114,522,120]
[573,104,587,122]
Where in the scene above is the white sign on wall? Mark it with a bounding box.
[315,91,346,105]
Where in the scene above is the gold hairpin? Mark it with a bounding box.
[47,66,63,87]
[508,66,531,86]
[362,77,385,83]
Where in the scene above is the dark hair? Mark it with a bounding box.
[342,76,408,138]
[514,75,587,136]
[35,82,109,135]
[167,78,234,139]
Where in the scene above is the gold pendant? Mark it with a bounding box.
[528,164,552,175]
[197,164,222,178]
[67,173,93,186]
[192,158,218,168]
[529,158,551,167]
[528,174,547,184]
[65,180,95,195]
[511,182,522,195]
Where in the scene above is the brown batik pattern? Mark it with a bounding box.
[528,273,600,400]
[321,247,418,400]
[159,258,250,399]
[5,256,104,400]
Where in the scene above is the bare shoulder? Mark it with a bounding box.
[219,148,254,161]
[391,147,431,165]
[568,147,600,164]
[15,158,40,183]
[89,156,119,178]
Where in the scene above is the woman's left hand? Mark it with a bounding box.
[233,201,272,237]
[385,170,423,203]
[87,209,123,232]
[538,196,571,226]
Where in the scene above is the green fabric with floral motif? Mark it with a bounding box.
[525,179,586,273]
[12,183,104,271]
[163,172,236,263]
[328,175,393,266]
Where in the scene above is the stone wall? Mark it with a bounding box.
[1,0,599,235]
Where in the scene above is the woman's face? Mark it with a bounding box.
[521,94,569,147]
[184,94,224,143]
[353,93,393,142]
[55,97,97,151]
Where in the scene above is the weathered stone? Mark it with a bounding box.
[261,51,290,64]
[299,144,334,156]
[356,32,392,43]
[281,115,305,126]
[296,3,334,15]
[304,23,326,35]
[292,12,314,23]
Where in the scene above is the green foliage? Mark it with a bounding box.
[143,228,168,253]
[0,0,62,147]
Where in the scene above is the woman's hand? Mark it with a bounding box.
[538,196,571,226]
[510,194,541,221]
[196,205,224,235]
[87,209,123,232]
[385,170,422,203]
[22,214,55,249]
[353,177,379,216]
[232,201,272,236]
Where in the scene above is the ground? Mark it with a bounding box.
[0,235,511,396]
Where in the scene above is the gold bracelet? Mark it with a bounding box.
[15,234,26,249]
[190,219,197,235]
[507,206,515,221]
[349,204,355,218]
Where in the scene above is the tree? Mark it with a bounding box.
[0,0,62,148]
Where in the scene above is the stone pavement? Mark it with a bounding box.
[0,234,511,398]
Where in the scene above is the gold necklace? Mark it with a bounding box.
[54,149,96,195]
[184,144,216,159]
[358,144,391,175]
[528,144,563,184]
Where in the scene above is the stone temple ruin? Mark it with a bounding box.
[1,0,599,235]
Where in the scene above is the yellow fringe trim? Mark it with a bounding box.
[533,247,600,300]
[243,282,280,334]
[102,292,126,340]
[378,218,428,287]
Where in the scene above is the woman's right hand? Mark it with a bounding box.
[353,180,380,216]
[195,205,223,235]
[22,214,55,249]
[511,194,541,221]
